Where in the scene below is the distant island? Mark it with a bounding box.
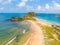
[56,14,60,17]
[10,12,36,21]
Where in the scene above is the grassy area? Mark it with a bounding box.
[50,39,60,45]
[39,24,53,38]
[38,24,60,45]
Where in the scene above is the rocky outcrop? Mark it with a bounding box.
[56,14,60,17]
[10,17,24,21]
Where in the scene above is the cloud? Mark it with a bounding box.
[0,0,12,5]
[4,0,12,4]
[0,0,2,3]
[0,8,4,10]
[29,0,33,1]
[0,0,60,13]
[17,2,25,7]
[37,5,42,11]
[36,1,60,12]
[45,4,50,10]
[37,4,51,12]
[40,1,60,12]
[26,5,34,11]
[8,0,12,3]
[52,1,60,10]
[26,5,43,12]
[17,0,28,7]
[22,0,28,2]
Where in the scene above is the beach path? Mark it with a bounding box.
[24,20,45,45]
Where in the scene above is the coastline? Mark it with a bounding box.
[34,17,60,26]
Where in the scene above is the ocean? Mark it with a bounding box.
[0,13,60,24]
[0,13,60,45]
[36,13,60,25]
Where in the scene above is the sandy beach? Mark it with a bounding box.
[24,20,45,45]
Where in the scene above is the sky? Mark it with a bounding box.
[0,0,60,13]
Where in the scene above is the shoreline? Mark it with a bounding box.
[33,17,52,27]
[33,17,60,25]
[34,17,60,26]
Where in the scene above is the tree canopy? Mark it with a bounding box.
[26,12,36,17]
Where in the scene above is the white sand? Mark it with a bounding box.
[25,20,45,45]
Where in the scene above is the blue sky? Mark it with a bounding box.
[0,0,60,13]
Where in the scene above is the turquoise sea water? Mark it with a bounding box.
[0,13,60,24]
[0,13,60,45]
[36,13,60,25]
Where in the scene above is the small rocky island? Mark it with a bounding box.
[56,14,60,17]
[9,12,36,22]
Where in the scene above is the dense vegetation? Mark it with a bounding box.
[39,24,60,45]
[24,12,36,17]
